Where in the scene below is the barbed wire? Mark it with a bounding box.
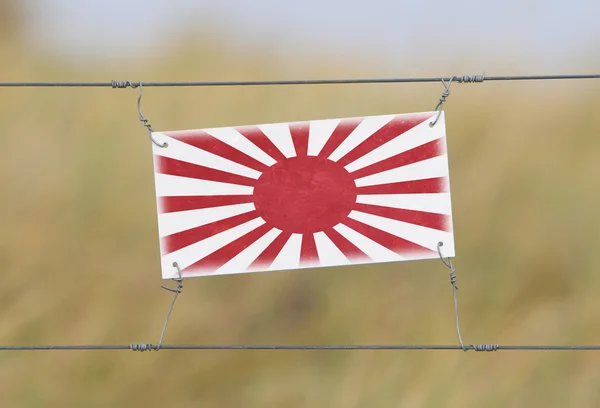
[0,73,598,88]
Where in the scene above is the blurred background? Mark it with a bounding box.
[1,1,600,406]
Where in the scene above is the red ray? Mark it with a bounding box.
[289,122,310,157]
[161,210,259,255]
[323,228,371,261]
[249,231,292,270]
[317,118,363,159]
[158,195,253,214]
[353,203,451,232]
[300,233,319,265]
[342,218,435,256]
[336,113,433,167]
[186,223,272,273]
[236,126,287,162]
[357,177,448,195]
[165,130,269,173]
[155,156,257,187]
[350,138,445,180]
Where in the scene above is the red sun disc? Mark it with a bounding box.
[253,156,357,234]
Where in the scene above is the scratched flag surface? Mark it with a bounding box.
[151,111,455,279]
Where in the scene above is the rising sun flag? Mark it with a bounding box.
[150,111,455,279]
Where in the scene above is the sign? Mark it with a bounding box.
[151,111,454,279]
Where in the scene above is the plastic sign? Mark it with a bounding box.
[151,111,454,279]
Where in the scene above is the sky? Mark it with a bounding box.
[20,0,600,72]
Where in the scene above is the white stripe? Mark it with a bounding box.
[154,174,254,197]
[348,210,455,255]
[333,224,402,262]
[307,118,340,157]
[151,132,262,179]
[158,203,256,237]
[160,217,265,278]
[354,155,448,187]
[269,233,302,270]
[314,232,351,267]
[202,127,277,167]
[215,227,282,275]
[344,117,445,172]
[327,114,395,162]
[356,193,452,215]
[258,123,297,158]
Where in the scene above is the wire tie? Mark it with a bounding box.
[429,78,453,127]
[130,343,154,352]
[437,241,469,351]
[470,344,499,352]
[111,80,138,89]
[155,262,184,351]
[135,82,168,148]
[429,73,485,127]
[437,242,498,353]
[455,74,485,84]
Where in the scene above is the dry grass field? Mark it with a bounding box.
[1,5,600,407]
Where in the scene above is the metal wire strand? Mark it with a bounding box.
[1,73,599,87]
[436,242,499,352]
[437,242,466,350]
[136,82,167,148]
[155,262,184,351]
[429,78,454,127]
[1,344,599,351]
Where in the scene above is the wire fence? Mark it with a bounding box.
[2,72,600,353]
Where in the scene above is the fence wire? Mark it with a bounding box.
[0,73,599,88]
[1,344,600,352]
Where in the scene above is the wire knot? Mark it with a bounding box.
[439,88,451,104]
[429,78,454,127]
[161,262,184,294]
[130,343,154,352]
[437,242,458,290]
[111,80,139,89]
[139,117,153,134]
[455,74,485,83]
[155,262,184,351]
[469,344,499,352]
[134,82,167,148]
[434,87,451,112]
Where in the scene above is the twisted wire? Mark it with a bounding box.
[156,262,184,350]
[134,82,167,148]
[455,75,485,83]
[436,242,499,352]
[111,80,139,89]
